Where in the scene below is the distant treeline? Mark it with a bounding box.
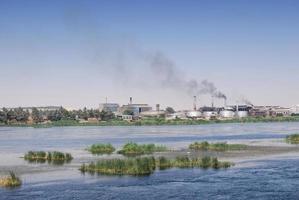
[0,107,115,124]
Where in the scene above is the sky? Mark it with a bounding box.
[0,0,299,110]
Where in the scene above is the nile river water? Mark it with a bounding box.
[1,122,299,200]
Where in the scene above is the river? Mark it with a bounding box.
[1,122,299,200]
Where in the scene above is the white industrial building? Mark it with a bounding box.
[119,97,152,116]
[99,103,119,113]
[291,105,299,115]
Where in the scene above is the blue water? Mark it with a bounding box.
[1,122,299,200]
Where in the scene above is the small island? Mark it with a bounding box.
[0,171,22,188]
[79,156,233,176]
[189,141,248,151]
[86,143,115,154]
[286,134,299,144]
[24,151,73,164]
[117,142,168,156]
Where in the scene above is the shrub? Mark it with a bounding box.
[286,134,299,144]
[87,143,115,154]
[0,171,22,188]
[189,141,247,151]
[117,142,167,156]
[24,151,73,164]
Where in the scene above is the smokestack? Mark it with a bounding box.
[211,95,214,108]
[224,98,227,107]
[156,104,160,112]
[129,97,132,105]
[193,96,197,111]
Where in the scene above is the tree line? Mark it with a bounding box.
[0,107,115,124]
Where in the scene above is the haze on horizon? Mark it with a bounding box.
[0,0,299,110]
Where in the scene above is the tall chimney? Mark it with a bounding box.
[156,104,160,112]
[129,97,132,105]
[211,95,214,108]
[236,102,239,117]
[224,98,227,107]
[193,96,197,111]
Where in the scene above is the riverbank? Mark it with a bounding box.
[1,116,299,128]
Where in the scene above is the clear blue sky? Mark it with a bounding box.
[0,0,298,109]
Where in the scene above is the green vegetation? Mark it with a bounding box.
[79,156,233,176]
[24,151,73,164]
[286,134,299,144]
[1,111,299,127]
[0,171,22,188]
[86,143,115,154]
[117,142,168,156]
[80,157,156,176]
[189,141,248,151]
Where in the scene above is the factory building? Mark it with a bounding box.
[1,106,62,113]
[249,106,291,117]
[235,105,252,118]
[249,106,269,117]
[200,107,219,119]
[291,105,299,115]
[269,106,291,117]
[99,103,119,113]
[140,104,166,118]
[119,97,152,116]
[165,111,188,120]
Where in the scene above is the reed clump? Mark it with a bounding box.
[286,134,299,144]
[189,141,248,151]
[24,151,73,164]
[80,156,156,176]
[80,156,233,176]
[0,171,22,188]
[86,143,115,154]
[117,142,168,156]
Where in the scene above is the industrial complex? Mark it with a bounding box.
[98,96,299,121]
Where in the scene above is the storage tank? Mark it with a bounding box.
[236,111,248,118]
[186,111,202,118]
[203,111,218,119]
[220,107,235,118]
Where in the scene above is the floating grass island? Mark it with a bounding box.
[86,143,115,154]
[24,151,73,164]
[79,156,233,176]
[286,134,299,144]
[0,171,22,188]
[189,141,248,151]
[117,142,168,156]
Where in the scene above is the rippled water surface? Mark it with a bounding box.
[1,122,299,200]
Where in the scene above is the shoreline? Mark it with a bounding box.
[1,116,299,128]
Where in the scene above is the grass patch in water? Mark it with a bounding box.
[189,141,248,151]
[80,156,233,176]
[0,171,22,188]
[117,142,168,156]
[24,151,73,164]
[286,134,299,144]
[86,143,115,154]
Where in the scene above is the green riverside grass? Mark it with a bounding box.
[86,143,115,154]
[189,141,248,151]
[286,134,299,144]
[79,156,233,176]
[0,171,22,188]
[24,151,73,164]
[3,116,299,128]
[117,142,168,156]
